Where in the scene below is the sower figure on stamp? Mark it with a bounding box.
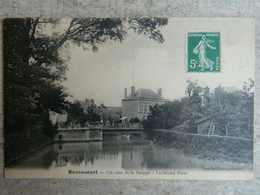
[193,35,216,71]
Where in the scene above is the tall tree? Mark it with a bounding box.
[211,85,253,138]
[142,100,183,130]
[4,19,69,134]
[67,101,89,127]
[179,80,204,133]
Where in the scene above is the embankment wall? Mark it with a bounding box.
[150,129,253,163]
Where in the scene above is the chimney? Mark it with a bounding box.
[158,88,162,96]
[131,86,135,97]
[125,88,127,99]
[242,85,247,92]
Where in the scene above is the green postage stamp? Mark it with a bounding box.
[187,32,220,72]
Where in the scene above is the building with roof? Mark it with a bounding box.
[122,86,166,120]
[195,114,216,135]
[222,86,240,93]
[49,111,67,125]
[80,99,122,123]
[79,99,97,114]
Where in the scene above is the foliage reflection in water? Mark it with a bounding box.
[10,134,251,171]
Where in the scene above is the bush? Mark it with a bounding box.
[130,117,141,123]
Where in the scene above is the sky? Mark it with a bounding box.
[62,18,254,106]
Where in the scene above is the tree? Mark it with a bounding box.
[4,19,71,135]
[141,79,253,138]
[142,80,204,131]
[142,100,183,130]
[179,80,204,133]
[233,90,253,138]
[142,104,162,130]
[184,81,254,138]
[29,18,168,66]
[67,101,88,127]
[4,18,168,135]
[211,85,253,138]
[87,105,101,122]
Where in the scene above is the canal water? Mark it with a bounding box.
[5,133,252,179]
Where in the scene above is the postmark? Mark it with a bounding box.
[187,32,220,72]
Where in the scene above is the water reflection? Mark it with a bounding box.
[52,134,153,170]
[11,134,252,171]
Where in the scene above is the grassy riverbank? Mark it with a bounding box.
[149,129,253,164]
[4,133,53,166]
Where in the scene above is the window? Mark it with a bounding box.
[144,104,148,113]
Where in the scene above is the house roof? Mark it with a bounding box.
[124,88,165,100]
[222,87,240,93]
[119,117,128,120]
[195,114,216,124]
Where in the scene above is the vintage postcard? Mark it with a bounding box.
[4,18,254,180]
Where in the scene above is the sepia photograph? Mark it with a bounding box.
[4,18,254,180]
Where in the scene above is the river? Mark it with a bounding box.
[5,133,253,179]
